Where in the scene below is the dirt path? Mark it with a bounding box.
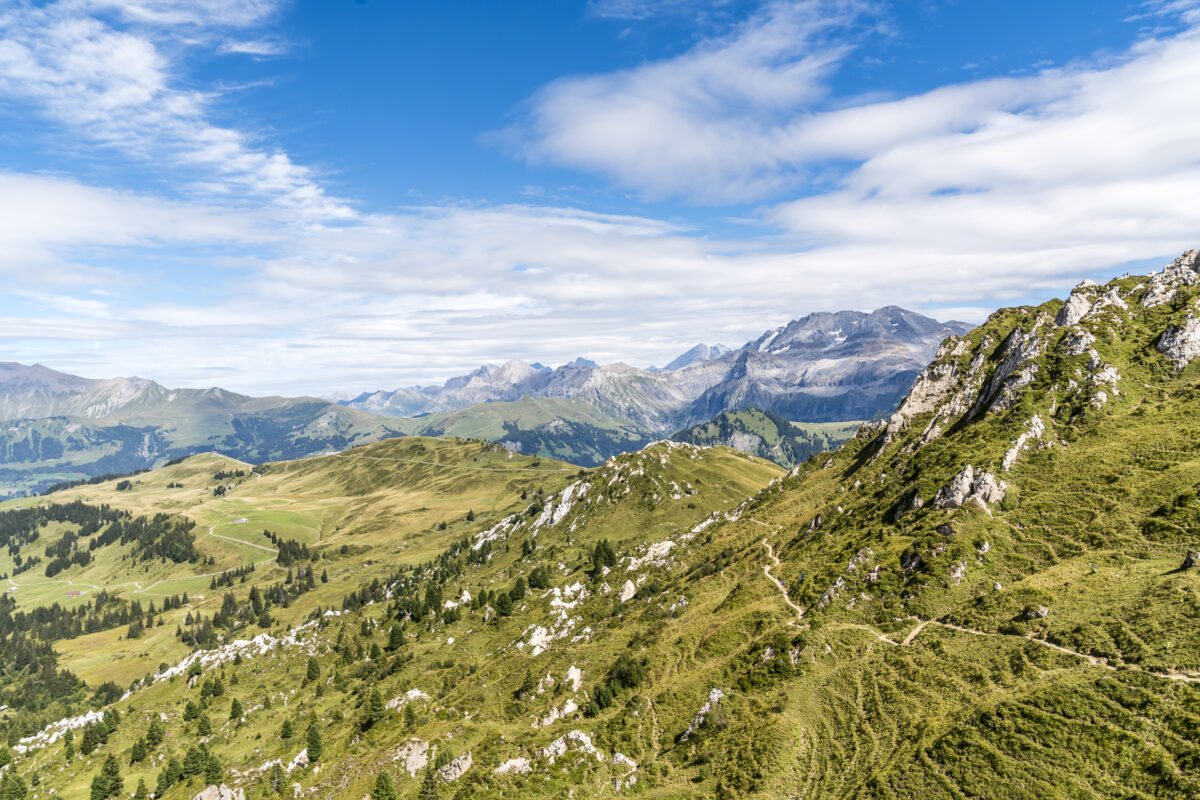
[335,451,576,474]
[831,617,1200,685]
[760,537,805,622]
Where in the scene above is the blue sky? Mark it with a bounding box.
[0,0,1199,394]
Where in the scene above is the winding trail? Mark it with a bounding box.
[827,617,1200,685]
[334,451,576,474]
[7,518,279,600]
[760,538,805,622]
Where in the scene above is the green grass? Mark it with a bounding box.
[9,263,1200,798]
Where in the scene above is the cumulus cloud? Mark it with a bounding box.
[3,1,1200,397]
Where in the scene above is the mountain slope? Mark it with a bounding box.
[5,254,1200,799]
[0,365,410,495]
[671,408,859,467]
[339,307,969,463]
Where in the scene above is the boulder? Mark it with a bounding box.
[193,786,245,800]
[1023,605,1049,620]
[438,752,472,783]
[1183,551,1200,569]
[934,465,1007,510]
[1157,315,1200,369]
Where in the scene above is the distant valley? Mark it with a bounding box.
[0,307,969,495]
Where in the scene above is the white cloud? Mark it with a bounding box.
[504,0,880,202]
[0,0,350,218]
[3,2,1200,398]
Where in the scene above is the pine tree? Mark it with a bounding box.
[129,738,148,764]
[509,576,527,601]
[403,704,417,730]
[197,715,212,737]
[230,697,244,720]
[2,774,27,800]
[321,568,328,583]
[133,779,149,800]
[204,753,224,785]
[495,591,513,617]
[306,656,320,682]
[146,716,165,748]
[305,724,323,763]
[370,770,399,800]
[182,746,206,777]
[388,624,404,650]
[362,688,385,731]
[280,718,295,739]
[419,766,439,800]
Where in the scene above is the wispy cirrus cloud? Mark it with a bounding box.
[0,0,350,218]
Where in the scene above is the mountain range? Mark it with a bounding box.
[0,363,405,496]
[1,251,1198,799]
[0,307,968,494]
[343,306,971,443]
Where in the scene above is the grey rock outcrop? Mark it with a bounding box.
[193,786,246,800]
[1023,605,1050,620]
[934,465,1007,510]
[1156,315,1200,369]
[438,752,472,783]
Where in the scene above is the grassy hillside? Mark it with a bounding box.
[395,396,656,466]
[4,253,1200,799]
[0,399,410,497]
[671,408,859,467]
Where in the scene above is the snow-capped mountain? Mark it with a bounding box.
[339,307,972,429]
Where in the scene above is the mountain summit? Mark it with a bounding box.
[339,307,970,460]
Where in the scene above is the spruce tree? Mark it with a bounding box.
[370,770,399,800]
[204,753,224,785]
[388,624,404,651]
[306,656,320,682]
[146,716,165,748]
[419,767,439,800]
[280,718,295,739]
[133,779,148,800]
[197,716,212,737]
[129,738,148,764]
[305,724,323,762]
[230,698,244,720]
[495,591,513,617]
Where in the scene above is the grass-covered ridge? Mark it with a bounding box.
[3,252,1200,798]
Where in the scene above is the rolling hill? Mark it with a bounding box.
[1,251,1200,798]
[0,364,409,496]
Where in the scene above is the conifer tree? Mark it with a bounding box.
[230,698,244,720]
[371,770,399,800]
[306,724,323,762]
[146,716,165,748]
[280,718,295,739]
[419,767,439,800]
[495,591,513,617]
[129,738,148,764]
[306,656,320,682]
[197,716,212,737]
[204,753,224,785]
[388,624,404,650]
[133,779,148,800]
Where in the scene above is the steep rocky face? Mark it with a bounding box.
[342,307,971,429]
[881,250,1200,462]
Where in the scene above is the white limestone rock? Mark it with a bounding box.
[394,739,429,777]
[680,688,724,742]
[1157,315,1200,369]
[438,752,472,782]
[934,465,1007,510]
[1002,415,1046,472]
[1142,250,1200,308]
